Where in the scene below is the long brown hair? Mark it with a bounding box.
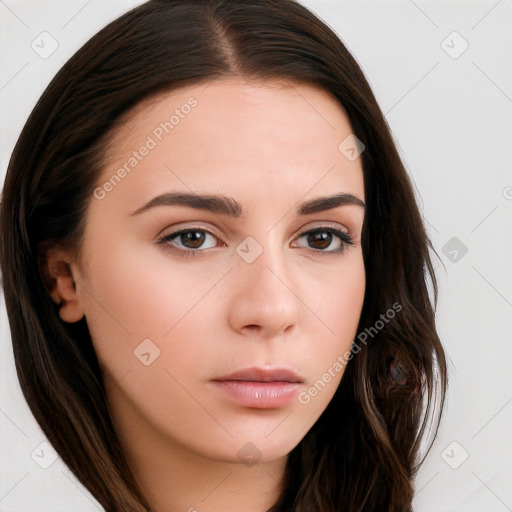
[0,1,447,510]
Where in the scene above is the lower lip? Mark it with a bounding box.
[211,381,301,409]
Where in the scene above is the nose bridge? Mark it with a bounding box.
[239,230,293,292]
[228,234,300,337]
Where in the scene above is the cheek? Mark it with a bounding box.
[327,261,365,336]
[81,233,208,327]
[306,253,365,343]
[76,236,229,379]
[299,255,365,391]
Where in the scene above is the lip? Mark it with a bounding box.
[211,367,303,409]
[213,367,304,383]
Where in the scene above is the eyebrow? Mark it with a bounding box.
[129,192,365,217]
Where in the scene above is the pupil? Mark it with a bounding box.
[181,231,205,248]
[308,231,331,249]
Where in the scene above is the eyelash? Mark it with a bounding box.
[156,226,354,258]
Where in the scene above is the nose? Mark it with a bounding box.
[227,246,300,339]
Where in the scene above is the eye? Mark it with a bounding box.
[157,226,353,255]
[158,229,219,251]
[294,227,353,253]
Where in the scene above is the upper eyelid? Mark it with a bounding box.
[159,222,223,238]
[296,222,350,234]
[161,219,351,236]
[161,224,352,246]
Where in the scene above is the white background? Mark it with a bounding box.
[1,1,511,511]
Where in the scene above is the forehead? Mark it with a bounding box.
[96,77,364,208]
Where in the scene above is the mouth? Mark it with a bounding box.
[212,366,304,384]
[211,367,304,409]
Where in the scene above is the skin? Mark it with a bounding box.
[48,77,366,512]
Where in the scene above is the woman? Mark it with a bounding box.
[0,0,447,510]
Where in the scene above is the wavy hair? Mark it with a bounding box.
[0,0,447,510]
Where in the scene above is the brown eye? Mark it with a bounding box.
[161,229,218,250]
[179,231,206,248]
[294,228,353,253]
[307,231,332,249]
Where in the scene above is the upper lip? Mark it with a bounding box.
[213,367,304,383]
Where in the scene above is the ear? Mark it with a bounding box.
[45,247,85,323]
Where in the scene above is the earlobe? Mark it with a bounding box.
[45,247,85,323]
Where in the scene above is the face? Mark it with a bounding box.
[70,78,365,467]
